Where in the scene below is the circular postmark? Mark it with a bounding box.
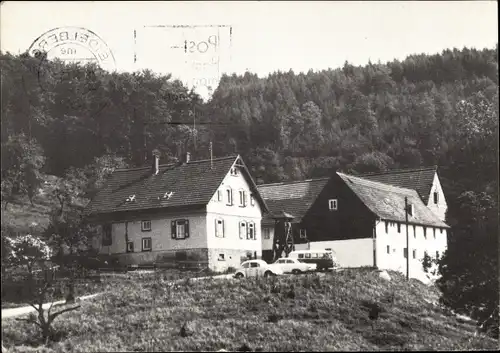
[27,27,116,114]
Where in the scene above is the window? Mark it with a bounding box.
[312,253,318,258]
[171,219,190,240]
[239,190,247,207]
[263,228,271,239]
[433,191,439,204]
[215,219,224,238]
[436,251,439,259]
[298,253,304,259]
[406,203,414,217]
[250,194,255,206]
[440,228,443,234]
[385,221,389,233]
[433,228,436,239]
[247,222,255,240]
[226,188,233,205]
[230,167,238,176]
[239,221,247,239]
[250,262,260,268]
[218,253,225,261]
[397,223,401,233]
[387,245,390,254]
[325,248,332,252]
[328,199,338,211]
[141,220,152,232]
[412,249,417,259]
[142,237,152,252]
[217,190,223,202]
[423,227,427,239]
[126,242,134,253]
[413,225,417,238]
[404,248,408,259]
[299,229,307,239]
[305,253,311,259]
[102,224,112,246]
[242,262,250,269]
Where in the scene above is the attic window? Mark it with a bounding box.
[328,199,338,211]
[433,191,439,204]
[163,191,174,200]
[230,167,238,176]
[250,194,255,206]
[126,195,136,202]
[406,203,414,217]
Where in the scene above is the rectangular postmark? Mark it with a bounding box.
[134,25,232,99]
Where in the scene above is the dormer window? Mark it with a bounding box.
[328,199,338,211]
[126,195,136,202]
[406,203,414,217]
[433,191,439,204]
[230,167,238,176]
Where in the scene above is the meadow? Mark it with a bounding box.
[2,268,496,352]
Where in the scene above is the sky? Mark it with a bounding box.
[1,1,497,99]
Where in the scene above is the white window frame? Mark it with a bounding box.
[230,167,238,176]
[142,237,152,252]
[247,222,255,240]
[215,219,225,238]
[263,227,271,239]
[239,221,247,239]
[226,188,233,206]
[328,199,338,211]
[217,190,223,202]
[250,194,255,206]
[299,229,307,239]
[141,220,152,232]
[239,189,247,207]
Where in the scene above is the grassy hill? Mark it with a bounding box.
[2,268,496,352]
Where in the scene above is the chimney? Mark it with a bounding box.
[152,149,160,175]
[184,152,191,164]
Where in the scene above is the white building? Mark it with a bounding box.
[85,152,268,272]
[258,166,450,283]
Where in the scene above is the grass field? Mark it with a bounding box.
[2,268,496,352]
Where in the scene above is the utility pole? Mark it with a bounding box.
[405,196,410,281]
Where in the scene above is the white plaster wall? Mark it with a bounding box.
[426,173,448,222]
[98,211,207,255]
[206,166,262,253]
[375,221,448,282]
[306,239,374,268]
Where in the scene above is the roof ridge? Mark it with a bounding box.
[337,172,417,196]
[257,177,330,188]
[113,155,238,172]
[359,165,437,177]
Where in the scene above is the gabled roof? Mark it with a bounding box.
[257,178,330,225]
[337,172,449,228]
[358,166,437,204]
[85,155,268,216]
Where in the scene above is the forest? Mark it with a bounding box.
[1,46,498,336]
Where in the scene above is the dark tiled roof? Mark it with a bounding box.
[359,166,437,204]
[257,178,330,225]
[337,172,449,228]
[85,155,267,216]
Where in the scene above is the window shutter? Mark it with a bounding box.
[171,221,176,239]
[185,220,190,238]
[215,219,218,236]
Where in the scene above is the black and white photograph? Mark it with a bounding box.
[0,1,498,351]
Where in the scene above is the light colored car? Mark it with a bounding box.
[272,257,317,274]
[234,259,284,278]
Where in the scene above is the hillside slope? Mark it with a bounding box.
[2,268,495,351]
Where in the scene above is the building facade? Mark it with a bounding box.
[86,153,268,272]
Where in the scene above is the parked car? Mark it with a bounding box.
[288,250,337,271]
[272,257,317,274]
[234,260,284,278]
